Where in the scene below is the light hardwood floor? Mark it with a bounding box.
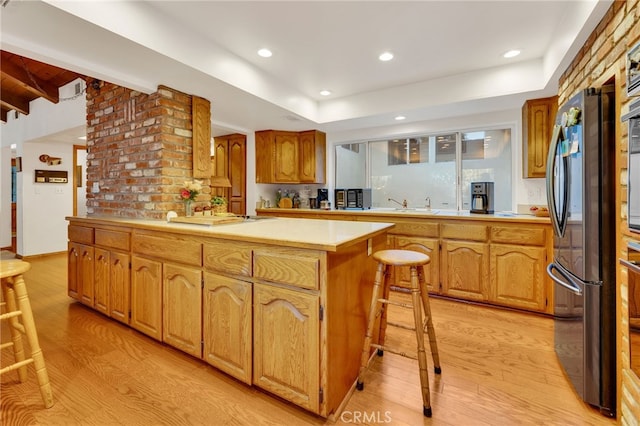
[1,253,614,425]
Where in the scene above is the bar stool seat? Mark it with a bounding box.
[1,259,54,408]
[356,249,441,417]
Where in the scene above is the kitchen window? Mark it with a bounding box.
[335,127,513,211]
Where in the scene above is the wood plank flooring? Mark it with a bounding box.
[1,253,614,425]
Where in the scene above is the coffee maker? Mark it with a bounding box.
[316,188,329,209]
[470,182,494,214]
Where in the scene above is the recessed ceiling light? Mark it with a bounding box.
[379,51,394,62]
[503,49,521,58]
[320,89,332,96]
[258,48,273,58]
[395,115,406,121]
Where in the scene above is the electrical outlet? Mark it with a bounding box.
[55,187,64,194]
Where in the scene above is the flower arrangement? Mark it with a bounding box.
[180,180,203,216]
[180,180,203,202]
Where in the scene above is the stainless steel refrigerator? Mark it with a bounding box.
[545,86,616,417]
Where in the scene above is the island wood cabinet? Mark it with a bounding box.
[255,129,326,184]
[131,256,162,340]
[522,95,558,178]
[68,241,94,305]
[66,217,387,418]
[93,228,131,324]
[257,209,554,315]
[253,283,320,413]
[203,273,252,384]
[131,232,203,357]
[202,240,253,384]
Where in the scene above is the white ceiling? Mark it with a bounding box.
[1,0,612,138]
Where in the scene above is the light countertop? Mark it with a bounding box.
[67,216,394,252]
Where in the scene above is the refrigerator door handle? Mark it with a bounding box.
[547,263,583,295]
[546,124,565,237]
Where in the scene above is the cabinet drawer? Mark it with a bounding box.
[95,229,131,251]
[68,225,94,244]
[204,241,252,277]
[253,248,321,290]
[490,226,546,246]
[441,223,487,241]
[132,233,201,266]
[392,221,438,238]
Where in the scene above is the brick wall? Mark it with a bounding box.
[85,82,210,219]
[557,0,639,421]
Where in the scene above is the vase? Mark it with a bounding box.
[185,200,193,217]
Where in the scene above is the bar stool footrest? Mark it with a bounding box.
[371,343,417,360]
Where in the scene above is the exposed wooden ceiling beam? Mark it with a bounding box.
[0,91,30,115]
[1,59,59,104]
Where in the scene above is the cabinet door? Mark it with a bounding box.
[228,135,246,215]
[94,248,111,316]
[441,240,489,301]
[163,263,202,358]
[110,251,131,324]
[203,272,252,383]
[78,244,95,307]
[393,236,439,293]
[253,283,320,413]
[274,132,299,182]
[131,256,163,341]
[299,130,325,184]
[68,242,80,300]
[523,96,558,178]
[490,245,547,311]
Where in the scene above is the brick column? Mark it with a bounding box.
[85,81,210,219]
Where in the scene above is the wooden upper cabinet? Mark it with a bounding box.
[274,132,299,182]
[522,96,558,178]
[255,129,326,184]
[299,130,326,183]
[192,96,212,178]
[213,133,246,215]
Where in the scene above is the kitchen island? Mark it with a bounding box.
[66,216,393,418]
[257,208,554,315]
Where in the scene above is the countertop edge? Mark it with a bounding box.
[66,216,394,252]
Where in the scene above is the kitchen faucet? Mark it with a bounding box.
[425,197,431,209]
[388,198,408,209]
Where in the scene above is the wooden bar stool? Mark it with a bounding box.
[1,259,54,408]
[356,249,441,417]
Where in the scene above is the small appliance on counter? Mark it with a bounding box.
[470,182,494,214]
[335,188,372,209]
[334,188,346,209]
[316,188,329,209]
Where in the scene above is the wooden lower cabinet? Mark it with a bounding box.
[131,256,163,341]
[253,282,320,414]
[94,248,130,324]
[441,240,489,301]
[68,242,94,305]
[163,263,202,358]
[489,244,548,311]
[392,235,439,292]
[203,272,252,384]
